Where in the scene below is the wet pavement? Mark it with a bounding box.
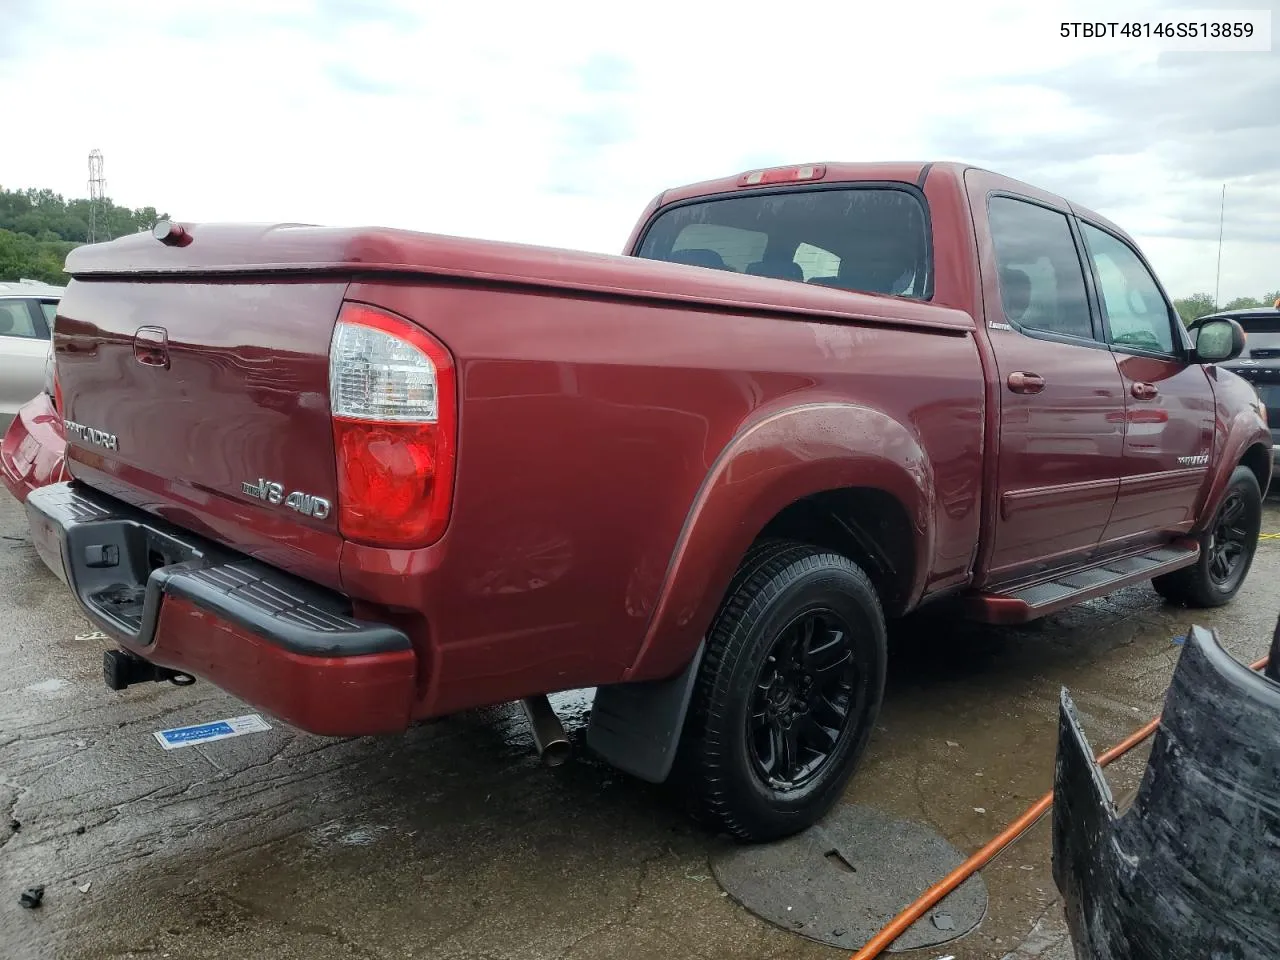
[3,492,1278,960]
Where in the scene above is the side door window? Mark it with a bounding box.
[39,300,58,333]
[988,197,1096,342]
[1078,223,1179,355]
[0,299,49,339]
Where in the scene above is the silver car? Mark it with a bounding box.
[0,279,63,431]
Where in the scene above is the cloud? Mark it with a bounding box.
[1024,52,1278,166]
[1,0,1276,300]
[547,55,638,196]
[312,0,421,31]
[0,0,45,62]
[578,53,633,95]
[325,62,401,97]
[919,16,1280,297]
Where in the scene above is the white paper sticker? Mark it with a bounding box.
[153,714,272,750]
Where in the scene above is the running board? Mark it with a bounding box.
[966,542,1200,624]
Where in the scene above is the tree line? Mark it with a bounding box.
[1173,292,1280,325]
[0,187,168,285]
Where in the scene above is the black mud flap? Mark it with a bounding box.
[586,641,704,784]
[1052,618,1280,959]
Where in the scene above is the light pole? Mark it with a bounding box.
[1214,183,1226,309]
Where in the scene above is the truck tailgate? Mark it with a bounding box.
[55,278,346,589]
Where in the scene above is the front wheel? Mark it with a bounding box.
[1153,465,1262,608]
[677,540,887,842]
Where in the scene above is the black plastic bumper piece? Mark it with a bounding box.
[25,481,410,658]
[1052,619,1280,960]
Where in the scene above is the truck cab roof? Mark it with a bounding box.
[645,160,1131,254]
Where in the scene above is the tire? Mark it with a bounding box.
[677,540,887,842]
[1153,465,1262,608]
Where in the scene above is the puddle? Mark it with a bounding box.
[549,688,596,728]
[25,677,70,695]
[308,821,392,849]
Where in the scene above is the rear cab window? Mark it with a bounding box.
[635,185,931,299]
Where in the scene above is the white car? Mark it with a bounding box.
[0,279,63,431]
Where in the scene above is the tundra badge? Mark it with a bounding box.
[241,478,332,519]
[63,420,118,451]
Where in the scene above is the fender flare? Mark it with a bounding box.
[622,402,935,683]
[1196,411,1272,533]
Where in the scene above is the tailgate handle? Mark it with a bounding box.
[133,326,170,369]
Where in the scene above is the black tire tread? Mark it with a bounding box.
[680,538,884,841]
[1153,465,1261,608]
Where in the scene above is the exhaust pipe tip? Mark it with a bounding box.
[520,695,572,767]
[541,739,573,768]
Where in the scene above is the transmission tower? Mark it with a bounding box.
[87,149,111,243]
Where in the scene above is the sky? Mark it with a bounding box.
[1,0,1276,301]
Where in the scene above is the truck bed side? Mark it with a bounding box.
[342,277,985,714]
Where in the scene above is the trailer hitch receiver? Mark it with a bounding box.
[103,649,195,690]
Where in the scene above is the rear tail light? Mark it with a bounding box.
[328,302,457,548]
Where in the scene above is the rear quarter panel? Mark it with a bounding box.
[342,279,985,714]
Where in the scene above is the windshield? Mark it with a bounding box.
[635,186,931,299]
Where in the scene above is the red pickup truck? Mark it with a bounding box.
[24,161,1270,841]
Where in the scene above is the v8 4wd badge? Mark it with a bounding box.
[241,478,331,519]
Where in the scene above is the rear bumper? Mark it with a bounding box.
[0,392,66,504]
[25,481,417,736]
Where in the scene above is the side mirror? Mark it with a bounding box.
[1190,317,1245,364]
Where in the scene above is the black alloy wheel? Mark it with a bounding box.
[676,540,887,842]
[1207,490,1251,588]
[747,608,865,793]
[1153,464,1262,608]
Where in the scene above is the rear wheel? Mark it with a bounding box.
[678,540,887,842]
[1153,465,1262,608]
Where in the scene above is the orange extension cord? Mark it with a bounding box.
[849,653,1272,960]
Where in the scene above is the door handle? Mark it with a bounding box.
[1007,372,1046,395]
[1131,381,1158,400]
